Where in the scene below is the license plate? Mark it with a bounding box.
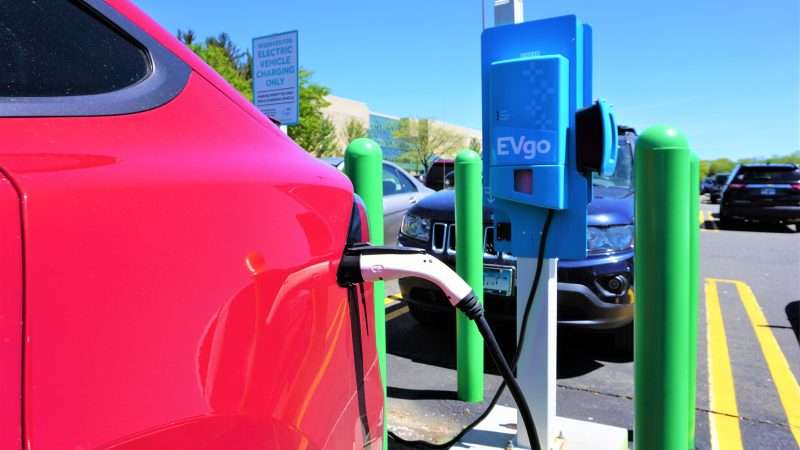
[484,266,514,296]
[761,188,776,195]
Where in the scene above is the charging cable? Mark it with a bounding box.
[338,209,554,450]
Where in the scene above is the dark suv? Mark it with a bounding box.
[423,158,454,191]
[708,172,730,204]
[720,163,800,230]
[398,128,637,350]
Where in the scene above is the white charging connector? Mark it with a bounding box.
[359,252,473,307]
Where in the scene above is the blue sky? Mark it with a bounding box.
[135,0,798,160]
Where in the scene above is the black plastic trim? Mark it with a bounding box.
[0,0,190,117]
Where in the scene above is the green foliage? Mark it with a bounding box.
[191,44,253,101]
[288,70,338,157]
[468,137,482,152]
[699,151,799,181]
[343,118,368,149]
[698,160,711,182]
[707,158,735,176]
[394,118,464,173]
[178,29,338,157]
[761,151,800,164]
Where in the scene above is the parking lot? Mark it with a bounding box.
[385,199,800,449]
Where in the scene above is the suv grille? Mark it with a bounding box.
[431,222,500,257]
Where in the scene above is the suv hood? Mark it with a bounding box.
[410,186,634,226]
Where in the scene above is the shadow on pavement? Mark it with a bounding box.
[556,328,633,378]
[386,311,631,380]
[702,219,718,230]
[787,301,800,349]
[710,214,798,234]
[387,386,458,401]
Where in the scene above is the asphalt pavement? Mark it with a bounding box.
[384,198,800,449]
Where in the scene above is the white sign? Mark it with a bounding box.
[252,31,298,125]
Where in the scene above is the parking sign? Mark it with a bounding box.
[252,31,298,125]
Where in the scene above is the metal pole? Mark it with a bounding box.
[344,138,387,449]
[634,126,691,450]
[688,151,700,448]
[516,257,557,450]
[455,149,485,402]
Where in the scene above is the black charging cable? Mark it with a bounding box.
[388,209,555,449]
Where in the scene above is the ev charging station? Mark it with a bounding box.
[342,3,698,449]
[462,3,627,449]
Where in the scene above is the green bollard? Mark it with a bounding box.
[688,152,700,448]
[634,126,691,450]
[454,149,484,402]
[344,138,387,449]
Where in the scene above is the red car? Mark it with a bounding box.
[0,1,383,449]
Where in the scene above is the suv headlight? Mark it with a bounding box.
[588,225,633,254]
[400,214,431,241]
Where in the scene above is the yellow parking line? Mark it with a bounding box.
[385,294,402,306]
[699,210,705,225]
[729,280,800,445]
[386,306,409,321]
[705,279,745,450]
[709,211,719,231]
[703,210,719,232]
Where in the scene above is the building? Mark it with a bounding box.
[323,95,482,171]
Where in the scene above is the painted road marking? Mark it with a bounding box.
[386,306,409,321]
[385,293,402,306]
[385,294,403,311]
[715,278,800,446]
[707,211,719,231]
[705,279,745,450]
[701,210,719,232]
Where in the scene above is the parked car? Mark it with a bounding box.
[423,158,455,190]
[398,128,637,351]
[701,177,716,195]
[325,158,434,245]
[719,163,800,230]
[708,172,730,203]
[0,1,382,449]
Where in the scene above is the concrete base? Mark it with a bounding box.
[453,405,629,450]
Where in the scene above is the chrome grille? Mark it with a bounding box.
[429,222,500,257]
[484,226,497,256]
[447,224,456,254]
[431,222,447,253]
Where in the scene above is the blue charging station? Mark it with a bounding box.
[468,14,624,450]
[482,15,617,260]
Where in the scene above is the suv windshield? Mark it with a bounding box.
[593,134,634,189]
[734,167,800,183]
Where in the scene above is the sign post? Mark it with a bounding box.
[252,31,299,126]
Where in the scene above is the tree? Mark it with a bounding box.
[342,118,368,149]
[288,70,338,157]
[393,118,464,173]
[190,43,252,100]
[177,29,197,46]
[205,32,244,68]
[177,30,338,157]
[707,158,735,175]
[699,160,711,182]
[468,137,482,152]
